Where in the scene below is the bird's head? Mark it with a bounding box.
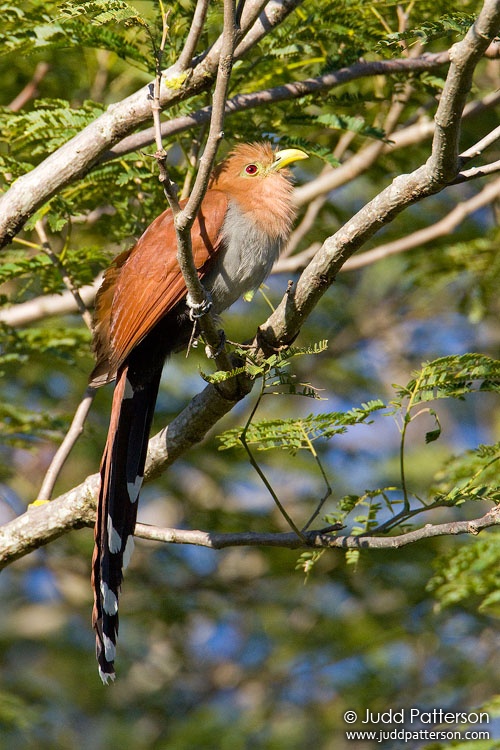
[209,142,308,238]
[210,141,308,188]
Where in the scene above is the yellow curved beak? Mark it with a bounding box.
[271,148,309,171]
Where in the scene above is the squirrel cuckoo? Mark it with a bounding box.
[89,141,308,682]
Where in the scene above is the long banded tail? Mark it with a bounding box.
[92,362,162,683]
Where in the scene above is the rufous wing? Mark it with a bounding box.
[91,189,229,383]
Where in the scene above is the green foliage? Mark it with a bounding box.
[0,0,151,67]
[1,99,105,157]
[0,245,109,299]
[0,401,68,446]
[0,323,91,369]
[428,535,500,614]
[288,112,388,142]
[219,400,385,453]
[204,340,329,387]
[392,354,500,407]
[407,232,500,324]
[431,442,500,507]
[379,12,476,49]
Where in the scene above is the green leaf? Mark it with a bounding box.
[392,354,500,408]
[218,400,385,453]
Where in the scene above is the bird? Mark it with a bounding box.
[89,141,308,683]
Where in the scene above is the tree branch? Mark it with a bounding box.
[7,61,50,112]
[176,0,210,71]
[104,52,451,163]
[172,0,238,369]
[259,0,500,349]
[342,175,500,272]
[36,387,96,503]
[133,504,500,549]
[293,89,500,208]
[0,0,300,248]
[429,3,500,180]
[1,489,497,570]
[0,280,100,327]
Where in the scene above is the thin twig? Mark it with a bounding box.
[132,504,500,549]
[172,0,238,368]
[460,123,500,162]
[8,61,50,112]
[105,51,451,163]
[177,0,210,70]
[1,480,498,568]
[37,388,96,502]
[180,128,208,200]
[35,221,93,331]
[32,220,95,501]
[239,374,307,541]
[453,158,500,183]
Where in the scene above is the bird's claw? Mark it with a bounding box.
[186,291,213,321]
[205,329,226,359]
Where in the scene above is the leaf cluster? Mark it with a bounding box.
[0,400,68,446]
[1,99,105,160]
[0,0,152,68]
[392,353,500,407]
[379,12,476,49]
[0,323,91,370]
[219,400,385,454]
[428,535,500,614]
[0,244,109,302]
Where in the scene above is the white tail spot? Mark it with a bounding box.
[123,377,134,400]
[103,633,116,663]
[99,667,116,685]
[107,515,122,554]
[122,535,135,569]
[127,475,143,504]
[100,581,118,616]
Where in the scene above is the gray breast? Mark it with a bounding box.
[203,201,282,314]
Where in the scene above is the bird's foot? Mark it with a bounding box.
[186,292,212,321]
[205,329,226,359]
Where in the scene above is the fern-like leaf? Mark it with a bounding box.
[219,400,385,453]
[392,354,500,407]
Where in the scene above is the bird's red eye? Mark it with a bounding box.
[245,164,258,175]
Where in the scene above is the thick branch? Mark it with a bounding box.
[429,2,500,180]
[1,492,497,569]
[0,379,250,568]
